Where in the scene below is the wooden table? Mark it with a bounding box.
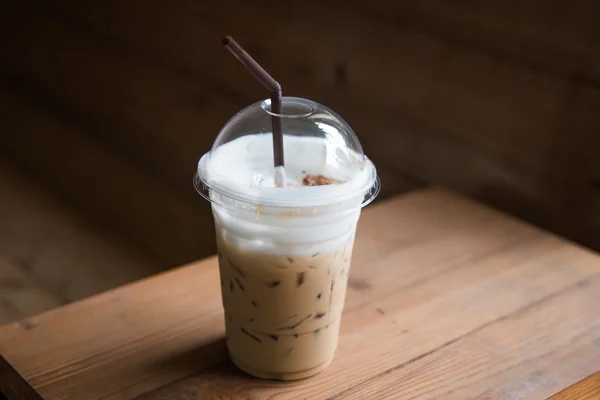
[1,188,600,399]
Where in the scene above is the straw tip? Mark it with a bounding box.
[222,36,233,47]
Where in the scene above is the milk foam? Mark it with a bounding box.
[201,134,372,204]
[198,134,376,255]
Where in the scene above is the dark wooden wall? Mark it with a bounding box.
[1,0,599,268]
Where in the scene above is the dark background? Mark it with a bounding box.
[1,1,599,321]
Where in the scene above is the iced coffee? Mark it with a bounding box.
[217,227,354,380]
[195,98,378,380]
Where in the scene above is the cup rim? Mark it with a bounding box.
[193,168,380,214]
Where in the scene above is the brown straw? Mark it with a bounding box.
[223,36,284,168]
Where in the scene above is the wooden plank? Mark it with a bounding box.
[0,161,161,305]
[331,272,600,399]
[0,258,60,325]
[551,371,600,400]
[1,188,600,399]
[4,0,598,252]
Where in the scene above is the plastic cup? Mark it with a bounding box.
[194,97,379,380]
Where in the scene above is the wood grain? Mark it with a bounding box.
[551,371,600,400]
[1,188,600,399]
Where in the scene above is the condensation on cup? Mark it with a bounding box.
[194,97,379,380]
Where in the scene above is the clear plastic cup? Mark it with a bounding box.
[194,97,379,380]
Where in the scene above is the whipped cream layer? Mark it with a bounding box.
[197,134,376,255]
[198,134,374,208]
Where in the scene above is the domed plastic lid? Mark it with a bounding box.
[195,97,379,212]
